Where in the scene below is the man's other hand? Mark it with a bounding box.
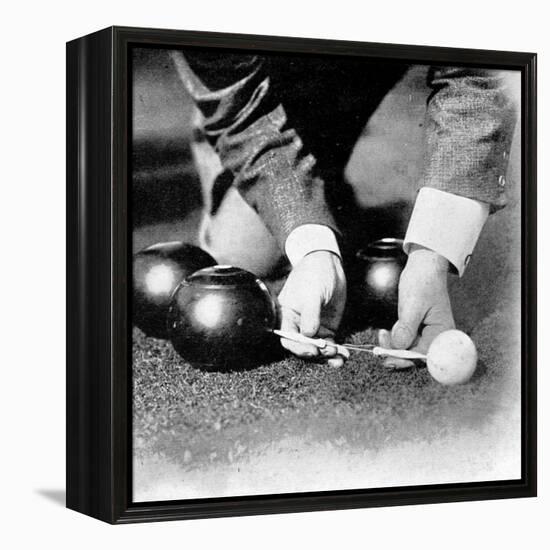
[379,244,455,368]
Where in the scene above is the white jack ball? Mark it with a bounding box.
[427,330,477,386]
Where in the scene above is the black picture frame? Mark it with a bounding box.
[66,26,537,524]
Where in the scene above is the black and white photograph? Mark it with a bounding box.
[131,44,524,502]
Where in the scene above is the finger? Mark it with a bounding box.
[299,292,323,337]
[328,355,345,368]
[383,357,415,370]
[316,326,338,357]
[391,279,428,350]
[279,307,319,357]
[320,333,346,367]
[318,334,337,358]
[316,325,337,339]
[414,306,455,354]
[391,319,422,350]
[378,329,391,348]
[279,337,319,357]
[379,329,415,369]
[329,344,350,361]
[382,335,421,369]
[385,306,454,367]
[319,344,337,357]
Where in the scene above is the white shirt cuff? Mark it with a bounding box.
[404,187,489,276]
[285,224,342,267]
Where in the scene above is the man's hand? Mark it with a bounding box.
[278,251,347,367]
[379,244,455,368]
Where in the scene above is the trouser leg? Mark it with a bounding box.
[180,52,408,275]
[188,108,287,279]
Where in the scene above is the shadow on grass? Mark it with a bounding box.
[471,359,488,382]
[190,342,286,373]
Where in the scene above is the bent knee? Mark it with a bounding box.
[198,188,285,278]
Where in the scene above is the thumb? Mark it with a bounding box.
[391,303,424,350]
[299,293,323,337]
[416,304,455,353]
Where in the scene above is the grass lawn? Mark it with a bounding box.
[132,304,521,500]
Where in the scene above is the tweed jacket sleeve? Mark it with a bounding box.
[421,67,517,210]
[171,51,338,251]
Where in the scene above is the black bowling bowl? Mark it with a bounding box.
[133,242,216,338]
[168,266,279,370]
[353,238,407,328]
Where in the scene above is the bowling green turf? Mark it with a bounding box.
[133,304,520,477]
